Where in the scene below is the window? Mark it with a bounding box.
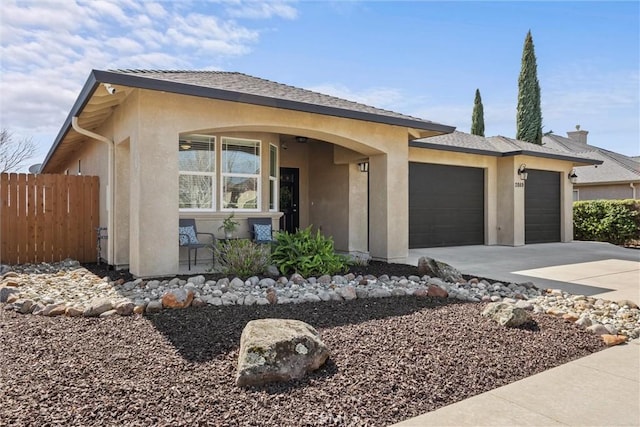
[221,137,260,211]
[269,144,278,211]
[179,135,216,210]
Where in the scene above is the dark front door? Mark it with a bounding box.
[409,162,485,248]
[279,167,299,233]
[525,169,561,243]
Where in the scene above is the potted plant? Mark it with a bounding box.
[219,212,240,239]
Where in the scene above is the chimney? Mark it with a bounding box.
[567,124,588,144]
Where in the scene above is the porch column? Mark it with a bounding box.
[128,116,179,277]
[560,167,573,242]
[368,150,408,262]
[496,157,524,246]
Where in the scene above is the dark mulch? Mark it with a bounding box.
[0,293,606,426]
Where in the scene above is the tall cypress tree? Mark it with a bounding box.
[471,88,485,136]
[516,30,543,145]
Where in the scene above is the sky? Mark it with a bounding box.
[1,0,638,171]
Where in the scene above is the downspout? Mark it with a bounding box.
[631,183,637,199]
[71,116,115,265]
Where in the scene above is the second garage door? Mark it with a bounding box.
[525,169,561,243]
[409,163,484,248]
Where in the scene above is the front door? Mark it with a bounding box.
[279,167,299,233]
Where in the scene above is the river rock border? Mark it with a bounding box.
[1,260,638,342]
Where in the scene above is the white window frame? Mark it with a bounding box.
[178,134,216,212]
[269,143,278,212]
[220,137,261,212]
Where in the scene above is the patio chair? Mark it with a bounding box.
[247,218,276,244]
[179,218,216,270]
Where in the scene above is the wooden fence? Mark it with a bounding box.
[1,173,99,264]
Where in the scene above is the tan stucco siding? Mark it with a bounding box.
[574,183,637,200]
[308,142,350,250]
[369,132,409,262]
[114,138,130,266]
[348,162,368,252]
[497,157,521,245]
[98,89,413,275]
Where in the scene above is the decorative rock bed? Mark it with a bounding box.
[1,259,638,342]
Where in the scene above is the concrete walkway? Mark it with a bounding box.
[393,241,640,426]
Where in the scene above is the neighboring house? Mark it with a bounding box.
[40,70,599,277]
[542,129,640,201]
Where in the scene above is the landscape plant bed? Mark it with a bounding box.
[1,295,606,426]
[80,260,422,284]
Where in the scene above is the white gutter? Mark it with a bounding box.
[71,116,114,265]
[631,183,637,199]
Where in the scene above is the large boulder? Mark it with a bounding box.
[482,302,532,328]
[236,319,329,387]
[162,289,194,309]
[417,257,464,284]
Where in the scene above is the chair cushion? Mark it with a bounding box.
[179,226,199,245]
[253,223,272,242]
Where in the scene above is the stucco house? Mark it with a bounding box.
[542,128,640,201]
[40,70,600,277]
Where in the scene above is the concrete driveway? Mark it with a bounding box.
[403,241,640,302]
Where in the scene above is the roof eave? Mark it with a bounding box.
[503,150,603,165]
[409,140,501,157]
[41,71,101,173]
[42,70,455,171]
[574,179,640,186]
[409,141,604,165]
[93,70,455,133]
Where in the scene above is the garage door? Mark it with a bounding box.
[525,169,560,243]
[409,163,484,248]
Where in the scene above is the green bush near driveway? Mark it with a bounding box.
[573,199,639,245]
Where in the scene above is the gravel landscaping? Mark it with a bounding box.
[1,285,606,426]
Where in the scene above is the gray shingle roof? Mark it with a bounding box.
[109,70,452,132]
[410,131,601,165]
[542,134,640,184]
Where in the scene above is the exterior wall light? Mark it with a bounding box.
[358,162,369,173]
[568,170,578,184]
[295,136,308,143]
[517,164,528,180]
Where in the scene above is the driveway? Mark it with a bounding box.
[404,241,640,301]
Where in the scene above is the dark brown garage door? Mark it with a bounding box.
[525,169,561,243]
[409,163,484,248]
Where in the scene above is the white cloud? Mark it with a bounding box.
[225,0,298,20]
[1,0,299,166]
[145,2,167,19]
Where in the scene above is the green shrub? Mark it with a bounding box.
[214,239,271,278]
[573,199,639,245]
[271,226,350,277]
